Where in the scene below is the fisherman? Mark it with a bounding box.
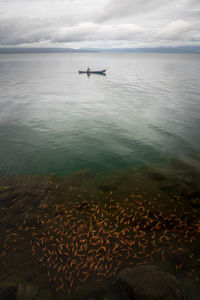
[87,67,91,73]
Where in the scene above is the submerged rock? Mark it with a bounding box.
[17,282,39,300]
[184,190,200,209]
[148,171,166,181]
[116,265,184,300]
[0,281,50,300]
[190,199,200,209]
[99,183,117,192]
[159,182,178,193]
[0,286,17,300]
[33,289,51,300]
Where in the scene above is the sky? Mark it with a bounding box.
[0,0,200,49]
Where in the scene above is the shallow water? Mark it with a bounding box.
[0,53,200,177]
[0,165,200,300]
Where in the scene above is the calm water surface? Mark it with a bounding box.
[0,53,200,176]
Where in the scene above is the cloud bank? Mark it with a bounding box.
[0,0,199,48]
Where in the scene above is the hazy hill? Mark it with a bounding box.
[0,46,200,54]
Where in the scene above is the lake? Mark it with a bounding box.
[0,53,200,177]
[0,52,200,299]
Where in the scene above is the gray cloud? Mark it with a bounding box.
[0,0,200,48]
[52,23,144,43]
[188,0,200,7]
[95,0,170,22]
[0,17,52,45]
[0,16,145,45]
[157,19,193,40]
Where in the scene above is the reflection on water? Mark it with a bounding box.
[86,72,106,78]
[87,73,106,78]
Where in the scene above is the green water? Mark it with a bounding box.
[0,53,200,177]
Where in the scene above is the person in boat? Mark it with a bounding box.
[87,67,91,73]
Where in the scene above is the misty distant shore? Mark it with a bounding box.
[0,46,200,54]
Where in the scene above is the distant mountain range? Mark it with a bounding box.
[98,46,200,53]
[0,45,200,54]
[0,47,95,54]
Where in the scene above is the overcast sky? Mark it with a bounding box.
[0,0,200,48]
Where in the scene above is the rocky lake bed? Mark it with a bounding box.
[0,162,200,300]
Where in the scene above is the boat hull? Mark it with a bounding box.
[79,69,106,74]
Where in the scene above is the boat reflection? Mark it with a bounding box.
[87,72,106,78]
